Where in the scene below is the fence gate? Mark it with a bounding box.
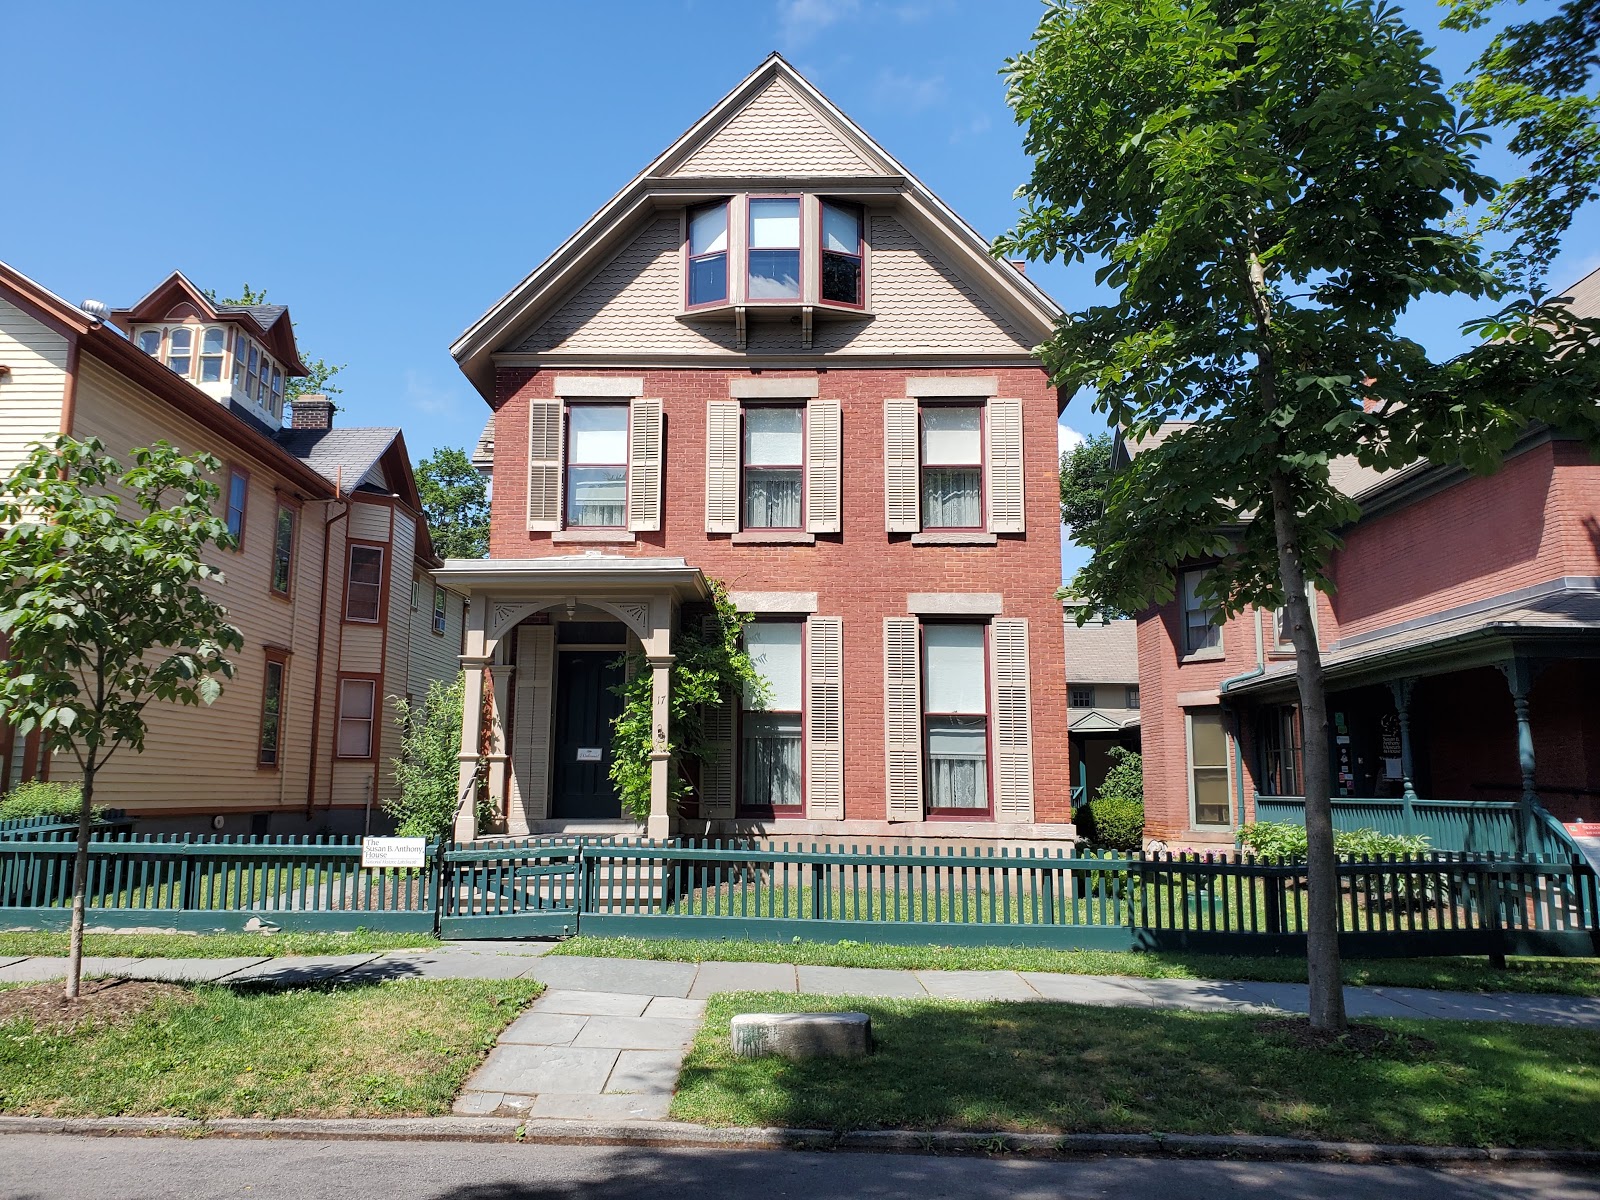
[438,840,586,938]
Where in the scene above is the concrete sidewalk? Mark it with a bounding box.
[2,942,1597,1028]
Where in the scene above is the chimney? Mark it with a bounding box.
[291,394,334,430]
[1009,259,1028,276]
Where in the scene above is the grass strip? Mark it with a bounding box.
[0,930,439,960]
[673,991,1600,1149]
[552,935,1600,997]
[0,977,539,1118]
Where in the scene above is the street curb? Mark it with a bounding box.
[0,1115,1596,1167]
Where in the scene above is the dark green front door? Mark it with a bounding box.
[552,650,625,819]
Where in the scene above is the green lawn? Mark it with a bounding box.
[0,978,539,1118]
[673,991,1600,1148]
[552,935,1600,996]
[0,930,439,959]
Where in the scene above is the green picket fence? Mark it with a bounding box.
[0,833,439,933]
[0,811,133,841]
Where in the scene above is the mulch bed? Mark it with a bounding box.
[1256,1017,1435,1056]
[0,979,193,1033]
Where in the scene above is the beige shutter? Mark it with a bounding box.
[508,624,555,831]
[805,400,841,534]
[705,401,741,533]
[805,616,844,819]
[990,617,1035,821]
[883,399,920,533]
[985,398,1026,534]
[883,616,924,822]
[526,399,564,531]
[699,692,737,819]
[627,397,664,532]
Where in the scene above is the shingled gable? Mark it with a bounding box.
[450,53,1065,398]
[110,270,310,377]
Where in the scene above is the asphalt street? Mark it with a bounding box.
[0,1136,1596,1200]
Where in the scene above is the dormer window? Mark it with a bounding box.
[748,197,801,300]
[820,201,863,306]
[687,202,729,307]
[200,328,226,382]
[167,328,192,376]
[137,330,161,356]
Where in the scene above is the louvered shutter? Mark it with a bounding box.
[990,617,1035,821]
[627,397,664,532]
[805,616,844,819]
[883,399,920,533]
[526,400,565,531]
[508,624,555,830]
[883,616,924,821]
[705,401,741,533]
[805,400,841,534]
[985,398,1025,534]
[699,694,736,818]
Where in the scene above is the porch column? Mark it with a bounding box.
[646,654,674,841]
[454,656,489,843]
[484,649,514,829]
[1387,678,1418,830]
[1497,658,1539,855]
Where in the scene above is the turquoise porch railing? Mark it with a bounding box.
[1252,796,1538,855]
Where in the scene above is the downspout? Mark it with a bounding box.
[1219,609,1267,829]
[305,483,350,818]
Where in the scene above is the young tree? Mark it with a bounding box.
[0,437,242,999]
[388,674,470,838]
[415,447,490,559]
[999,0,1600,1030]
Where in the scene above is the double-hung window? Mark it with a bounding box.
[244,344,259,400]
[820,201,863,306]
[432,586,448,635]
[1259,705,1302,797]
[337,678,376,758]
[687,202,729,307]
[1126,685,1140,709]
[270,502,295,595]
[225,469,248,545]
[137,329,162,357]
[748,197,801,300]
[1181,569,1221,654]
[1187,709,1230,826]
[167,327,193,376]
[258,654,286,767]
[741,621,803,812]
[742,406,804,529]
[924,624,989,813]
[920,405,984,529]
[345,544,384,622]
[200,328,226,382]
[566,405,628,528]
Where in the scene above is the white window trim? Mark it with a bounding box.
[1180,569,1225,660]
[1185,709,1233,830]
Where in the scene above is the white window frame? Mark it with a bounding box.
[1185,708,1232,829]
[1181,568,1223,657]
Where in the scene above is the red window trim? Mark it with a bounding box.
[257,648,290,770]
[818,198,866,310]
[684,199,732,311]
[432,585,448,637]
[918,400,987,533]
[736,614,807,818]
[334,673,382,761]
[269,499,297,599]
[745,193,804,306]
[224,464,250,551]
[564,402,631,530]
[342,541,387,625]
[920,618,994,821]
[740,402,807,533]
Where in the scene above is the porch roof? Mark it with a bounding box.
[1070,709,1141,734]
[1223,583,1600,699]
[433,555,709,600]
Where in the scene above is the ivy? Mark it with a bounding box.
[608,579,768,822]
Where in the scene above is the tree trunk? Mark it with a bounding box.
[1267,469,1346,1032]
[64,765,95,1001]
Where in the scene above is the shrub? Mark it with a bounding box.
[386,674,468,840]
[1236,820,1432,860]
[0,780,99,822]
[1075,747,1144,851]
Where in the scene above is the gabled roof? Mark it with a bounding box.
[471,417,495,471]
[276,425,435,563]
[450,53,1065,399]
[111,271,309,376]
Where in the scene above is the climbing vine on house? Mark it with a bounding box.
[609,580,768,822]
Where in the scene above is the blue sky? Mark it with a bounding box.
[4,1,1595,582]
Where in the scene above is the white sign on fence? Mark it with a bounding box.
[361,837,427,869]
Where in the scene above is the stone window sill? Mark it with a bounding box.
[1181,647,1225,664]
[551,530,636,544]
[911,531,998,546]
[731,531,816,545]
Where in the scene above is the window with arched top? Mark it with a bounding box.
[137,329,161,357]
[167,327,192,376]
[200,328,226,382]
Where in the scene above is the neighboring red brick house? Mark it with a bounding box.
[1136,266,1600,847]
[439,56,1071,846]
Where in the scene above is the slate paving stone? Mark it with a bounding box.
[1230,981,1313,1014]
[1019,973,1156,1008]
[1342,990,1435,1020]
[115,957,268,984]
[1130,978,1279,1012]
[643,996,707,1020]
[572,1015,700,1050]
[603,1050,686,1095]
[529,1092,673,1121]
[525,956,697,998]
[442,940,557,957]
[220,954,381,987]
[689,960,797,998]
[794,965,927,997]
[341,952,534,983]
[498,1012,589,1046]
[0,958,25,970]
[469,1045,619,1095]
[916,970,1038,1002]
[0,957,141,982]
[532,990,650,1017]
[451,1091,506,1116]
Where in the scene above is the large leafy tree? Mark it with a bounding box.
[999,0,1600,1030]
[1445,0,1600,293]
[0,438,242,999]
[416,447,490,559]
[1060,430,1115,537]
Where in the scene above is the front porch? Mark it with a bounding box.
[433,556,710,842]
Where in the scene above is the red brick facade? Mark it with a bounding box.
[488,365,1073,825]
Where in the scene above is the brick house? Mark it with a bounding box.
[439,55,1072,845]
[0,263,465,832]
[1136,266,1600,848]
